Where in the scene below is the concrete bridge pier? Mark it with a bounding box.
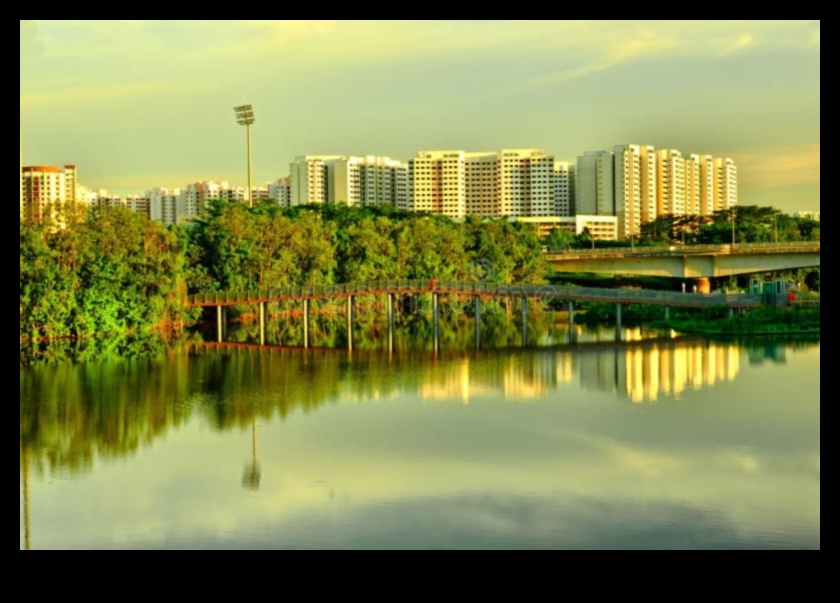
[521,296,528,347]
[347,296,354,352]
[474,295,481,350]
[303,299,310,349]
[387,293,395,353]
[664,306,670,321]
[259,303,266,346]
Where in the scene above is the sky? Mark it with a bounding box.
[20,20,820,214]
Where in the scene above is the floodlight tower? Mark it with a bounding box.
[233,104,255,207]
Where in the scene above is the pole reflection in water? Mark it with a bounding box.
[242,418,261,491]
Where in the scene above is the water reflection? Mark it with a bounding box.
[20,335,819,550]
[21,336,819,475]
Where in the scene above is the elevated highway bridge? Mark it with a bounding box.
[544,242,820,279]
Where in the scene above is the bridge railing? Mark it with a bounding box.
[545,241,820,256]
[188,281,763,308]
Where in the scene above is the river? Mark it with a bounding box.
[20,326,820,550]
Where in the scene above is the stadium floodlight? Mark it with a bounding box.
[233,104,255,207]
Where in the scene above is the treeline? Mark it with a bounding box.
[21,202,551,340]
[188,202,549,291]
[20,201,820,341]
[637,206,819,246]
[20,207,196,342]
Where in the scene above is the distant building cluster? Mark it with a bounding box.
[20,143,747,241]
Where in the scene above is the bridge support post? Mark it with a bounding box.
[303,299,310,349]
[259,302,265,346]
[387,293,395,353]
[347,296,354,352]
[217,306,224,343]
[433,292,440,354]
[521,296,528,347]
[664,306,670,321]
[474,295,481,350]
[729,307,735,318]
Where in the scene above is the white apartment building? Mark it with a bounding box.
[498,149,555,217]
[517,215,618,241]
[21,165,77,226]
[289,155,408,208]
[148,188,183,226]
[657,149,686,216]
[408,151,467,218]
[332,156,408,208]
[553,161,575,217]
[289,155,341,206]
[714,157,738,211]
[577,144,739,239]
[269,176,292,207]
[575,152,599,216]
[576,145,653,239]
[409,149,556,219]
[793,211,820,221]
[699,155,717,216]
[464,151,500,217]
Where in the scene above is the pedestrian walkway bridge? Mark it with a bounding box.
[187,281,762,351]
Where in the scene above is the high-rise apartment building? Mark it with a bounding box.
[289,155,341,206]
[332,156,408,208]
[148,188,183,226]
[714,157,738,212]
[21,164,78,227]
[289,155,408,208]
[657,149,686,217]
[553,161,576,217]
[269,176,292,207]
[409,149,555,219]
[575,145,652,239]
[577,144,738,239]
[408,151,467,218]
[498,149,555,217]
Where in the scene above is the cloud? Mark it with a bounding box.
[21,80,207,108]
[737,144,821,189]
[20,20,45,59]
[721,33,756,55]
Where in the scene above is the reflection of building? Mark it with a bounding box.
[578,341,741,403]
[417,341,741,405]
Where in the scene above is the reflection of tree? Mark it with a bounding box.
[20,336,822,478]
[22,445,31,551]
[242,418,261,491]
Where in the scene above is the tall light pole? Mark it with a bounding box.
[233,104,255,208]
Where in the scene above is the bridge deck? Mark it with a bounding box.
[187,280,762,309]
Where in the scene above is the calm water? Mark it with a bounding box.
[20,330,820,550]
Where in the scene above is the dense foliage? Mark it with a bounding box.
[20,202,819,346]
[20,206,196,342]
